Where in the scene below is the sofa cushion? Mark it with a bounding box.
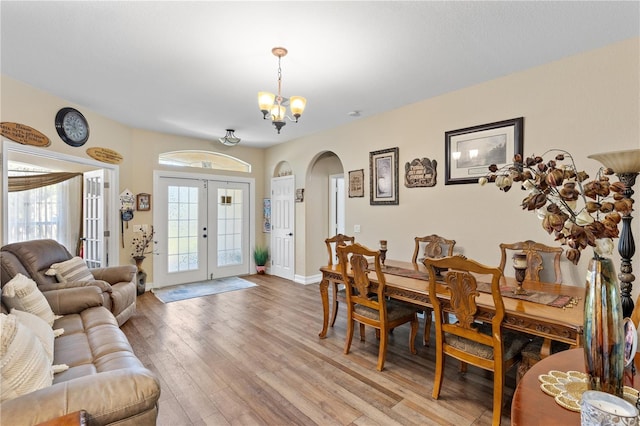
[0,313,53,402]
[46,257,94,283]
[2,274,58,326]
[11,309,55,363]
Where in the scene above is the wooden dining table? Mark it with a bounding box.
[318,259,585,353]
[511,348,640,425]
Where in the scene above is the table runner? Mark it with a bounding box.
[375,264,575,308]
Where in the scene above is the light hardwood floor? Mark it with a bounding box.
[121,274,515,425]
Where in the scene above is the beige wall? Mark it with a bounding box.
[1,75,266,281]
[2,37,639,296]
[265,38,640,298]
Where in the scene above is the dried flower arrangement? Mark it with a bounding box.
[480,150,632,264]
[130,226,156,259]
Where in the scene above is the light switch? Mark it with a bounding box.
[354,224,361,233]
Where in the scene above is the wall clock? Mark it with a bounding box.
[55,107,89,147]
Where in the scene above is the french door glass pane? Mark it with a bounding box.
[167,185,200,272]
[217,188,243,266]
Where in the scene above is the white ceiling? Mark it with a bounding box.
[1,1,638,148]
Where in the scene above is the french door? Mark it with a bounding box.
[155,176,250,287]
[83,169,106,268]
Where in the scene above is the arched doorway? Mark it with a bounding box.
[305,151,344,278]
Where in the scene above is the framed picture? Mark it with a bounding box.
[369,147,399,205]
[136,193,151,211]
[444,117,524,185]
[348,169,364,198]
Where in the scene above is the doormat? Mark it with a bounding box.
[152,276,257,303]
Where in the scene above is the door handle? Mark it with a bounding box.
[288,233,293,236]
[203,234,207,238]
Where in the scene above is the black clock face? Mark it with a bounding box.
[55,107,89,147]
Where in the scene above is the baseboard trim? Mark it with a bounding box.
[294,273,322,285]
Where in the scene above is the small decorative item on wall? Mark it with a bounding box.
[405,158,437,188]
[0,122,51,147]
[296,188,305,202]
[136,193,151,211]
[55,107,90,147]
[445,117,523,185]
[370,147,399,205]
[263,198,271,233]
[348,169,365,197]
[86,147,123,164]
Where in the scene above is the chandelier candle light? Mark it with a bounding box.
[258,47,307,134]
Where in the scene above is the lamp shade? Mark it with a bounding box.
[588,149,640,173]
[218,129,240,146]
[271,105,286,121]
[258,92,275,113]
[289,96,307,117]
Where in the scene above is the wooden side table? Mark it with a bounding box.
[36,410,86,426]
[511,349,640,425]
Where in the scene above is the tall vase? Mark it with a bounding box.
[133,256,147,296]
[583,255,624,397]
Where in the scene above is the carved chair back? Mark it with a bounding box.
[336,242,386,315]
[499,240,563,284]
[412,234,456,264]
[425,255,506,354]
[325,234,356,266]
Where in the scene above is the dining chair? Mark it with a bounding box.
[412,234,456,346]
[412,234,456,264]
[499,240,567,382]
[424,255,529,426]
[498,240,563,284]
[325,234,356,327]
[337,242,418,371]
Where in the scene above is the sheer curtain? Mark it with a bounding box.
[7,170,83,254]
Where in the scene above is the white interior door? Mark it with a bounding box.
[83,169,105,268]
[155,176,251,287]
[207,181,250,279]
[270,175,295,280]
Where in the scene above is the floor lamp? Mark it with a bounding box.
[588,149,640,318]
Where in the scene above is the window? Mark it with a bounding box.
[159,150,251,173]
[7,161,82,252]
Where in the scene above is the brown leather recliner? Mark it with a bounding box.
[1,239,136,325]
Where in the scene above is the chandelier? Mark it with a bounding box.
[258,47,307,134]
[218,129,240,146]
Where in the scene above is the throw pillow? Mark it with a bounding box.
[2,274,57,326]
[10,309,54,363]
[45,256,94,283]
[0,313,53,402]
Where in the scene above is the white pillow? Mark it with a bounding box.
[11,309,55,363]
[2,274,58,326]
[0,313,53,402]
[45,257,94,283]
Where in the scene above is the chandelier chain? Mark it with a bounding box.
[277,56,283,103]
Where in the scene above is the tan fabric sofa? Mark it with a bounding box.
[1,241,161,425]
[1,239,136,326]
